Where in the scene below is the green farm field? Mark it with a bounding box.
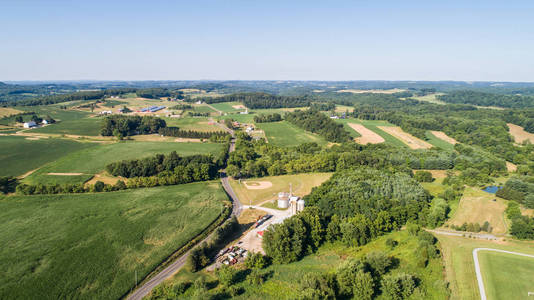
[478,251,534,300]
[257,121,328,147]
[30,117,103,136]
[425,131,455,151]
[24,141,223,185]
[0,182,228,299]
[0,136,97,177]
[437,234,534,300]
[148,230,449,299]
[164,117,222,132]
[335,118,408,148]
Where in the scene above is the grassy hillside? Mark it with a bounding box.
[437,234,534,300]
[257,121,328,147]
[149,230,449,299]
[0,182,228,299]
[23,141,223,185]
[0,136,97,177]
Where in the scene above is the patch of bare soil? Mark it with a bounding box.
[348,123,385,144]
[378,126,433,149]
[244,181,273,190]
[507,123,534,144]
[506,162,517,172]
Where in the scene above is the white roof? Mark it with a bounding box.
[289,196,299,201]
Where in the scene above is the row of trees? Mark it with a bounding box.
[158,127,230,140]
[16,180,127,195]
[187,216,239,272]
[285,109,352,142]
[252,113,282,123]
[106,151,221,178]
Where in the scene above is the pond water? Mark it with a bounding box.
[482,186,502,194]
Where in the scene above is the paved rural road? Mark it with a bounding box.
[472,248,534,300]
[126,133,240,300]
[428,229,498,240]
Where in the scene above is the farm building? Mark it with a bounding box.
[42,120,49,125]
[99,110,112,115]
[140,106,166,113]
[23,121,37,128]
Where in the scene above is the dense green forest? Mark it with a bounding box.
[437,90,534,108]
[196,92,311,108]
[100,115,166,137]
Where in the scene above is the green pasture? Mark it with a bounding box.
[0,182,227,299]
[257,121,328,147]
[23,141,223,185]
[425,131,455,151]
[0,136,97,177]
[30,117,103,136]
[478,251,534,300]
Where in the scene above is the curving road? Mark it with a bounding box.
[126,126,240,300]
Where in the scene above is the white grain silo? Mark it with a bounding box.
[277,192,290,209]
[289,196,299,215]
[297,199,305,212]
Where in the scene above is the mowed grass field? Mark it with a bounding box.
[164,117,222,132]
[229,173,332,206]
[0,182,228,300]
[209,101,245,113]
[478,251,534,300]
[24,141,223,185]
[437,234,534,300]
[257,121,328,147]
[445,187,509,235]
[0,136,97,177]
[149,230,449,300]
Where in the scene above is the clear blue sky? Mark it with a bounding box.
[1,0,534,81]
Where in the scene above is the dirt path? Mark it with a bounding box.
[47,172,85,176]
[17,168,39,179]
[378,126,433,149]
[348,123,385,144]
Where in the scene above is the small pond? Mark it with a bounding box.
[482,186,502,194]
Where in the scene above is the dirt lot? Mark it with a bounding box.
[378,126,433,149]
[232,104,246,109]
[85,172,123,185]
[506,162,517,172]
[349,123,385,144]
[507,123,534,144]
[430,130,457,144]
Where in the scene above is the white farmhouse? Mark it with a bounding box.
[23,121,37,128]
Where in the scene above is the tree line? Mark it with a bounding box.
[252,113,282,123]
[158,127,230,141]
[285,109,352,142]
[437,90,534,108]
[194,92,311,109]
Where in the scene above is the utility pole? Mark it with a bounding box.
[135,270,137,288]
